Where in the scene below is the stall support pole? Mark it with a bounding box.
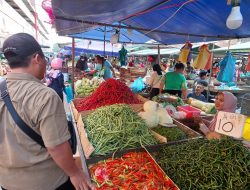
[104,26,106,56]
[208,43,215,101]
[158,45,160,64]
[72,37,75,94]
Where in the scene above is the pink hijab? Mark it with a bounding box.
[208,92,237,131]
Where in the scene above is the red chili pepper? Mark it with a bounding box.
[75,79,141,111]
[89,152,178,190]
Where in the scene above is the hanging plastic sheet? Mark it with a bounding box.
[130,77,145,93]
[217,52,236,83]
[193,44,212,70]
[179,42,192,63]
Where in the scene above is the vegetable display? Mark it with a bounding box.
[152,126,187,142]
[156,138,250,190]
[89,152,179,190]
[84,104,157,155]
[76,79,141,111]
[188,98,216,114]
[152,94,185,108]
[75,77,103,97]
[139,101,173,128]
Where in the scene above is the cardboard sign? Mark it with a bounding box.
[215,111,246,138]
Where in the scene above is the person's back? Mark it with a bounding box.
[164,71,186,90]
[161,62,187,98]
[0,73,68,190]
[47,58,65,101]
[0,33,95,190]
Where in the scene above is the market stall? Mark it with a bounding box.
[49,0,250,189]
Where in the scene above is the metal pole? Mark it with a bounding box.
[104,26,106,56]
[158,45,160,64]
[33,12,38,40]
[208,43,215,101]
[72,37,75,94]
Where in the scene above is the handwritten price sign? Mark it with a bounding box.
[215,111,246,138]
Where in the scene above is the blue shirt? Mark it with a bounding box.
[187,93,206,102]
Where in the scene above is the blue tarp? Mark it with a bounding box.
[69,26,152,44]
[53,0,250,45]
[62,46,119,57]
[61,40,120,56]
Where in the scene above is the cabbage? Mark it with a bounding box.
[138,112,159,128]
[143,101,158,112]
[157,108,173,126]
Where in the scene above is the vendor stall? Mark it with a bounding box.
[50,0,250,189]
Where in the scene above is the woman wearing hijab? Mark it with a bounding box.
[198,91,237,139]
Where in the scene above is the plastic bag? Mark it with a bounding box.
[130,77,145,93]
[179,42,192,63]
[64,85,74,103]
[193,44,212,70]
[217,52,236,83]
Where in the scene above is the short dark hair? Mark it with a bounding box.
[5,50,44,69]
[199,70,207,78]
[175,62,185,70]
[187,62,191,65]
[95,55,105,63]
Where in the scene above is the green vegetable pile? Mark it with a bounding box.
[152,126,187,141]
[84,104,157,156]
[152,93,185,108]
[75,77,103,97]
[156,138,250,190]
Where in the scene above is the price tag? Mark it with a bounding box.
[215,111,246,138]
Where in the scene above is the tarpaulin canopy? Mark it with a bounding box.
[62,40,120,57]
[68,26,153,44]
[213,41,250,53]
[52,0,250,45]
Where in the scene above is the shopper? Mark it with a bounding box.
[0,33,95,190]
[193,70,208,98]
[160,62,188,99]
[47,58,65,101]
[95,55,116,80]
[185,62,194,74]
[76,55,88,71]
[149,64,163,100]
[187,84,206,102]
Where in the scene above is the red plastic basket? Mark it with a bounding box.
[177,105,201,118]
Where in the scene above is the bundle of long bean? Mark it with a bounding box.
[84,104,157,156]
[156,138,250,190]
[76,79,141,111]
[152,126,187,141]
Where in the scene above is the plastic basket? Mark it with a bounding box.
[177,105,201,118]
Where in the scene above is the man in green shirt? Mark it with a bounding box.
[160,62,187,99]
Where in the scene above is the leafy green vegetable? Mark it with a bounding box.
[152,126,187,141]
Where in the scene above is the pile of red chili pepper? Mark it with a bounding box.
[75,78,141,111]
[89,152,179,190]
